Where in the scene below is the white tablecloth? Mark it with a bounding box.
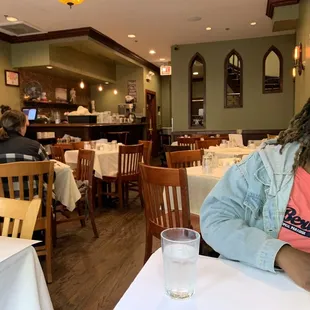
[53,160,81,211]
[64,150,119,178]
[116,249,310,310]
[208,146,254,158]
[186,166,224,215]
[0,237,53,310]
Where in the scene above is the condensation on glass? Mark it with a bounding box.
[189,53,206,128]
[224,50,243,108]
[263,46,283,94]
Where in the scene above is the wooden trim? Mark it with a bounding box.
[262,45,283,94]
[0,32,13,43]
[266,0,300,18]
[224,49,243,109]
[6,27,159,73]
[188,53,206,129]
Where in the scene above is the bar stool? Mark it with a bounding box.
[107,131,129,144]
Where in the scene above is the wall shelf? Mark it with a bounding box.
[23,101,88,109]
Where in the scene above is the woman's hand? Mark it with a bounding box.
[276,245,310,291]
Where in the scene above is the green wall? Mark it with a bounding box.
[161,76,171,127]
[171,34,295,131]
[295,0,310,112]
[0,40,20,110]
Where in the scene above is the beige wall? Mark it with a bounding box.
[171,35,295,131]
[0,40,20,110]
[295,0,310,112]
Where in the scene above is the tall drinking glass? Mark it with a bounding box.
[161,228,200,300]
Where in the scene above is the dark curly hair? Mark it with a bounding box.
[0,105,11,115]
[277,98,310,171]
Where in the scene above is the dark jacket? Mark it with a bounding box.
[0,131,49,160]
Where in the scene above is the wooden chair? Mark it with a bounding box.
[140,164,200,263]
[0,197,41,240]
[107,131,129,144]
[50,145,65,163]
[161,145,190,167]
[138,140,153,165]
[177,137,199,150]
[72,141,85,150]
[0,161,54,283]
[166,149,203,168]
[54,149,98,238]
[97,144,144,208]
[195,138,221,150]
[56,143,73,151]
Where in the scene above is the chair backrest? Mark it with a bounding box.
[177,137,199,150]
[166,149,203,168]
[0,161,54,237]
[163,145,191,153]
[196,138,221,150]
[118,144,144,180]
[140,163,191,236]
[50,146,65,163]
[76,150,95,188]
[138,140,153,165]
[72,142,85,150]
[0,197,41,239]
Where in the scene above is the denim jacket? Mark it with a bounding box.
[200,141,300,272]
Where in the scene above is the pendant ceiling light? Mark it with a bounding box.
[59,0,85,9]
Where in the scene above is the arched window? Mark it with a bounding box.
[189,53,206,128]
[224,50,243,108]
[263,46,283,93]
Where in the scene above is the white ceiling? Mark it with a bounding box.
[0,0,293,66]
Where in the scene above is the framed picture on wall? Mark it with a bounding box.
[4,70,20,87]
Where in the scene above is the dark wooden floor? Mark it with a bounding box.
[48,197,159,310]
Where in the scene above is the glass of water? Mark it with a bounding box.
[161,228,200,300]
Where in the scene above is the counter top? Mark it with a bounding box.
[29,123,147,128]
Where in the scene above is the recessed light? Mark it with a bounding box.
[105,82,109,85]
[193,72,199,76]
[206,27,212,31]
[4,15,18,22]
[46,66,53,69]
[159,58,166,61]
[187,16,202,22]
[149,50,156,55]
[128,34,136,38]
[250,22,257,26]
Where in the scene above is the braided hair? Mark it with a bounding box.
[277,98,310,171]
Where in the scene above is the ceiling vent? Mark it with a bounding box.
[0,22,44,36]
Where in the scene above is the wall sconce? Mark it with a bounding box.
[98,84,103,92]
[146,71,155,82]
[293,43,305,76]
[79,80,85,89]
[292,67,296,81]
[113,89,118,95]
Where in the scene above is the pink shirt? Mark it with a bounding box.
[278,167,310,253]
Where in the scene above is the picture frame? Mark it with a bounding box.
[4,70,20,87]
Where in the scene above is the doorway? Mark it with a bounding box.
[145,90,159,157]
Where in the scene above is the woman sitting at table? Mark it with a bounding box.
[201,98,310,291]
[0,110,48,161]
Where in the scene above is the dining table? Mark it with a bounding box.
[53,160,81,211]
[0,237,54,310]
[64,149,119,178]
[186,166,225,215]
[116,248,310,310]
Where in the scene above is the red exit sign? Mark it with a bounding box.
[160,65,172,76]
